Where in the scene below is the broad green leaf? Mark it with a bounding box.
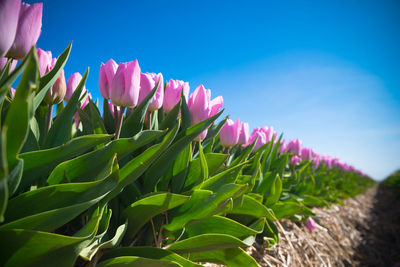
[171,143,192,193]
[100,247,201,267]
[123,193,190,241]
[229,194,277,221]
[185,215,260,239]
[263,219,279,247]
[198,140,208,182]
[43,68,88,148]
[202,116,228,146]
[98,256,182,267]
[180,93,191,131]
[159,99,181,130]
[0,87,9,107]
[263,174,283,207]
[103,99,115,134]
[0,59,13,85]
[120,79,160,138]
[47,130,163,185]
[0,48,35,89]
[0,128,8,222]
[167,233,248,253]
[0,215,100,267]
[78,99,107,135]
[186,247,259,267]
[20,134,112,188]
[34,42,72,110]
[164,184,247,232]
[270,201,303,220]
[7,158,23,195]
[143,110,223,192]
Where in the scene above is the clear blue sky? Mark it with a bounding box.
[33,0,400,180]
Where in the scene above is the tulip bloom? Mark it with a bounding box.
[237,122,249,145]
[279,139,287,154]
[163,79,189,113]
[0,0,20,56]
[287,139,302,155]
[304,217,317,233]
[36,48,52,76]
[66,72,86,102]
[300,147,314,161]
[99,59,118,99]
[246,129,266,150]
[290,155,301,166]
[138,72,164,112]
[220,119,240,147]
[0,57,17,73]
[110,60,141,108]
[45,68,66,105]
[7,2,42,59]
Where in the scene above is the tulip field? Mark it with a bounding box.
[0,0,376,266]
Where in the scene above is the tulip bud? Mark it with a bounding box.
[300,147,314,161]
[110,60,141,108]
[66,72,87,102]
[0,57,17,73]
[45,68,66,105]
[188,85,211,125]
[36,48,52,76]
[163,79,189,113]
[6,2,42,59]
[287,139,302,155]
[290,155,301,166]
[138,72,164,112]
[237,122,249,145]
[99,59,118,99]
[0,0,21,56]
[220,119,240,147]
[304,217,317,233]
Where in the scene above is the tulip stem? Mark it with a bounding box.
[148,112,152,130]
[46,104,53,134]
[114,106,125,139]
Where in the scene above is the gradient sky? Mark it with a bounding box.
[33,0,400,180]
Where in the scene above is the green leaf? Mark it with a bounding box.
[98,256,182,267]
[100,247,201,267]
[143,110,223,192]
[198,140,209,182]
[34,42,72,110]
[180,93,191,131]
[164,184,247,232]
[0,49,34,89]
[0,128,8,222]
[170,143,192,193]
[120,79,160,138]
[19,134,112,188]
[186,247,259,267]
[103,99,115,134]
[185,215,260,239]
[2,170,118,231]
[159,99,181,130]
[262,174,283,207]
[43,67,88,148]
[0,215,100,267]
[78,99,107,135]
[123,193,190,241]
[7,158,23,195]
[167,233,248,253]
[47,130,163,185]
[270,201,303,220]
[229,194,277,221]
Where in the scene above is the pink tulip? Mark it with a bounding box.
[220,119,240,147]
[163,79,189,113]
[99,59,118,99]
[107,101,120,119]
[138,72,164,112]
[10,87,16,98]
[110,60,141,108]
[237,122,249,145]
[36,48,52,76]
[0,57,17,73]
[259,126,274,143]
[287,139,302,155]
[290,155,301,166]
[0,0,21,56]
[7,2,42,59]
[313,154,321,169]
[304,217,317,233]
[209,96,223,117]
[66,72,86,102]
[300,147,314,161]
[246,129,266,150]
[279,139,287,154]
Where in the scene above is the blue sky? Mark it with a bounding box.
[34,0,400,180]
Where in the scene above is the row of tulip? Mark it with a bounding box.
[0,0,374,266]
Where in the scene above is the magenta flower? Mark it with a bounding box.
[246,129,267,150]
[66,72,86,102]
[0,57,17,73]
[0,0,21,57]
[220,119,240,148]
[237,122,249,145]
[290,155,301,166]
[45,68,66,105]
[163,79,190,113]
[36,48,52,76]
[313,154,321,169]
[300,147,314,161]
[287,139,302,155]
[304,217,317,233]
[279,139,287,154]
[138,72,164,112]
[99,59,118,99]
[7,2,42,59]
[10,87,16,98]
[110,60,141,108]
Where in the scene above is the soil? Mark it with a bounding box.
[249,184,400,267]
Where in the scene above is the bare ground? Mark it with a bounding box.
[249,184,400,267]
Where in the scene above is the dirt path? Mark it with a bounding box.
[249,184,400,267]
